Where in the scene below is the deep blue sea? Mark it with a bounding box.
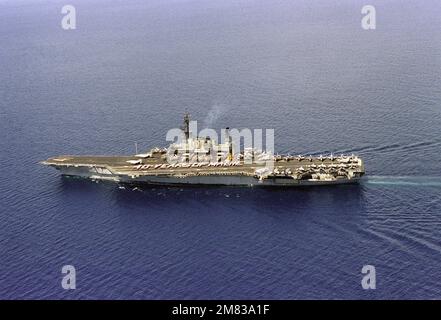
[1,0,441,299]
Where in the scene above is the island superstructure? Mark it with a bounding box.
[41,114,365,186]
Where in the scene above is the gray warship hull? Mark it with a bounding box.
[42,115,365,187]
[42,155,365,187]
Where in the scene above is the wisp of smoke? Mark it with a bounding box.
[203,103,228,128]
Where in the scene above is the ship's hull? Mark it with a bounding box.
[124,175,361,186]
[42,115,365,189]
[58,166,361,187]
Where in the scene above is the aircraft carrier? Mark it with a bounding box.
[41,115,365,187]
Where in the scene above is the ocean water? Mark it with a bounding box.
[1,0,441,299]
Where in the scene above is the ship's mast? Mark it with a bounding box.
[182,113,190,141]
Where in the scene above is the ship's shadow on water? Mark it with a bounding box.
[56,176,367,216]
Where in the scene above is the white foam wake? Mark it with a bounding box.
[365,176,441,187]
